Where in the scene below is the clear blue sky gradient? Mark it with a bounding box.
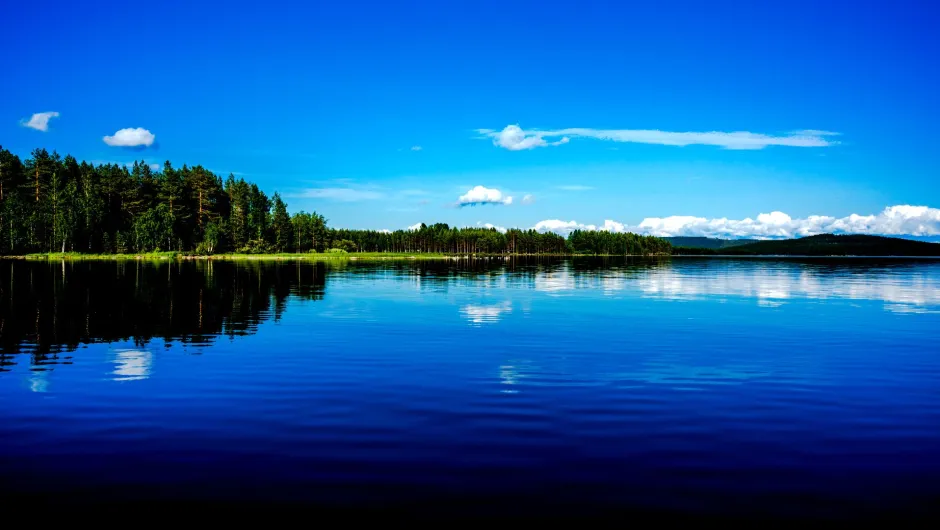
[2,0,938,232]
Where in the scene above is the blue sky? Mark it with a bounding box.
[2,0,939,238]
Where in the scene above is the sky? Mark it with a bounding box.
[2,0,939,239]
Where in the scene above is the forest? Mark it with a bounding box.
[674,234,940,256]
[0,147,672,256]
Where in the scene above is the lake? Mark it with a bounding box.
[1,257,939,518]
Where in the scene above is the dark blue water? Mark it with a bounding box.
[1,258,939,518]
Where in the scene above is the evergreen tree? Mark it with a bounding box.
[270,192,292,252]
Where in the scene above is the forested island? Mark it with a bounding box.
[0,147,670,257]
[673,234,940,256]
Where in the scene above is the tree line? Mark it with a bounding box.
[0,147,671,255]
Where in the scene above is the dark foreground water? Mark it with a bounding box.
[1,257,939,518]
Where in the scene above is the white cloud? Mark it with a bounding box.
[407,223,423,231]
[521,194,536,205]
[103,127,156,147]
[479,125,571,150]
[149,163,160,171]
[478,124,839,151]
[457,185,513,207]
[636,206,940,238]
[533,219,598,234]
[289,188,383,201]
[534,219,626,235]
[22,111,60,132]
[477,222,507,233]
[533,205,940,239]
[378,229,392,234]
[410,145,423,151]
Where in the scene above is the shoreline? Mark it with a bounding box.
[2,252,939,261]
[5,252,668,261]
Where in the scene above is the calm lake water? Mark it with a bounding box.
[1,257,939,518]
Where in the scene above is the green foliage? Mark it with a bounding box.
[331,239,357,252]
[567,230,671,255]
[198,221,224,254]
[114,231,128,254]
[680,234,940,256]
[26,251,180,260]
[236,239,275,254]
[133,204,174,252]
[270,192,292,252]
[291,211,327,252]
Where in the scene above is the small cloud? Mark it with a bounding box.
[410,145,423,151]
[458,185,512,207]
[521,194,536,205]
[533,219,624,235]
[378,229,392,234]
[288,188,383,201]
[103,127,156,147]
[21,111,60,132]
[557,185,594,191]
[149,163,160,171]
[476,221,507,233]
[478,124,839,151]
[477,125,568,150]
[407,223,423,231]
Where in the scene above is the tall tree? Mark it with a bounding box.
[270,192,292,252]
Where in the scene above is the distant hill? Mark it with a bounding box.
[666,237,756,249]
[674,234,940,256]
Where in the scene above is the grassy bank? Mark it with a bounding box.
[191,252,456,261]
[19,251,466,261]
[21,251,183,261]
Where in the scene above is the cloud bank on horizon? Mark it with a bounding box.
[479,124,840,151]
[533,205,940,239]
